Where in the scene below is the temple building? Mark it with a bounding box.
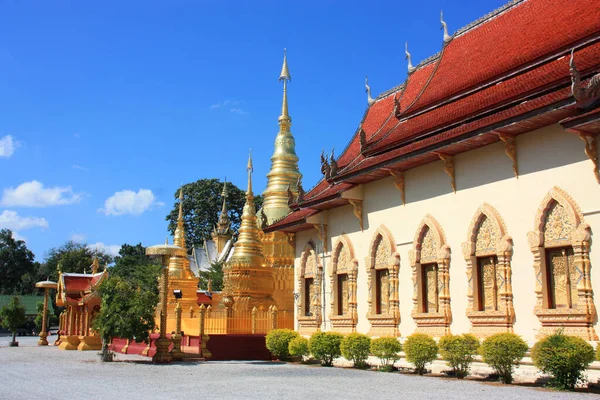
[265,0,600,343]
[55,257,107,350]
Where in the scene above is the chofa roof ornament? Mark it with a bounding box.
[365,76,375,106]
[405,42,415,74]
[441,10,451,42]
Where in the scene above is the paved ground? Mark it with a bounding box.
[0,336,596,400]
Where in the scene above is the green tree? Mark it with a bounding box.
[199,261,224,291]
[109,243,161,293]
[34,301,44,331]
[0,296,27,346]
[0,229,37,295]
[165,179,263,252]
[92,276,158,362]
[38,241,113,283]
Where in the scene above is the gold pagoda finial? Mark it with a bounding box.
[247,149,254,196]
[173,188,186,248]
[278,49,291,128]
[91,255,99,274]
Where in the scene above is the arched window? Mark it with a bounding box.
[528,187,597,340]
[297,241,322,334]
[462,203,514,337]
[366,225,400,336]
[409,215,451,337]
[330,235,358,333]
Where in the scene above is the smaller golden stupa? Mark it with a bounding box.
[222,152,276,311]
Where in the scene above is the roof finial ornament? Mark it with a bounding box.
[329,148,338,178]
[405,42,415,74]
[393,92,402,118]
[441,10,451,42]
[365,76,375,106]
[320,149,331,180]
[278,48,292,128]
[359,129,367,153]
[296,176,305,203]
[247,149,254,196]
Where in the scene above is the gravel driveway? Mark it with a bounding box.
[0,336,594,400]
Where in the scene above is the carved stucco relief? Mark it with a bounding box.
[409,215,451,337]
[365,225,400,337]
[330,235,358,333]
[461,203,515,338]
[297,241,322,334]
[527,187,597,340]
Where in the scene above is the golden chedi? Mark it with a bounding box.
[222,153,276,311]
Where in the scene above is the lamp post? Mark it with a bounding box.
[35,280,57,346]
[146,242,186,364]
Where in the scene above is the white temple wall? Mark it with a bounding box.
[293,124,600,343]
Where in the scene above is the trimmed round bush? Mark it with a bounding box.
[596,343,600,361]
[340,333,371,368]
[288,336,309,359]
[404,333,438,375]
[371,337,402,371]
[480,333,528,384]
[439,334,479,379]
[309,331,344,367]
[265,329,299,360]
[531,332,595,391]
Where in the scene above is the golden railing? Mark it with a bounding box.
[203,306,293,335]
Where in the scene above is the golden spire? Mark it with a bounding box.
[91,255,99,274]
[168,188,194,279]
[212,180,233,252]
[260,49,302,225]
[173,189,186,249]
[229,152,264,266]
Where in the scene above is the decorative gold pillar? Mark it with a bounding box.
[146,242,187,364]
[170,300,184,361]
[35,280,57,346]
[198,304,211,359]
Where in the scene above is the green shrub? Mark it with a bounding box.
[404,333,438,375]
[265,329,299,360]
[288,336,309,359]
[439,334,479,379]
[309,331,343,366]
[340,333,371,368]
[479,333,528,384]
[596,343,600,362]
[531,332,595,391]
[371,337,402,370]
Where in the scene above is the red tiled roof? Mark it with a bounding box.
[268,0,600,233]
[266,208,319,231]
[63,275,92,292]
[408,0,600,114]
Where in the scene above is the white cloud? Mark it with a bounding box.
[11,231,27,242]
[0,210,48,231]
[1,180,82,207]
[70,233,86,243]
[209,99,244,111]
[0,135,17,158]
[230,108,249,115]
[72,164,89,172]
[100,188,162,216]
[88,242,121,257]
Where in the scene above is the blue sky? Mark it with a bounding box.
[0,0,506,261]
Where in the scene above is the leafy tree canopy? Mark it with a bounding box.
[199,261,224,291]
[109,243,161,294]
[38,241,113,283]
[166,178,263,252]
[0,296,27,343]
[93,276,158,361]
[0,229,37,295]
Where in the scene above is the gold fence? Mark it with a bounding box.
[202,306,293,335]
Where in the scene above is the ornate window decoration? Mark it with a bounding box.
[462,203,514,338]
[330,235,358,333]
[297,241,322,335]
[409,215,451,337]
[365,225,400,337]
[528,187,597,340]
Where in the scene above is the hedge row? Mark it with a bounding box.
[266,329,597,391]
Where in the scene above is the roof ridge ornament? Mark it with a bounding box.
[441,10,451,42]
[359,129,368,153]
[405,42,415,74]
[329,148,338,178]
[570,49,600,110]
[393,92,402,119]
[365,76,375,106]
[320,149,331,181]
